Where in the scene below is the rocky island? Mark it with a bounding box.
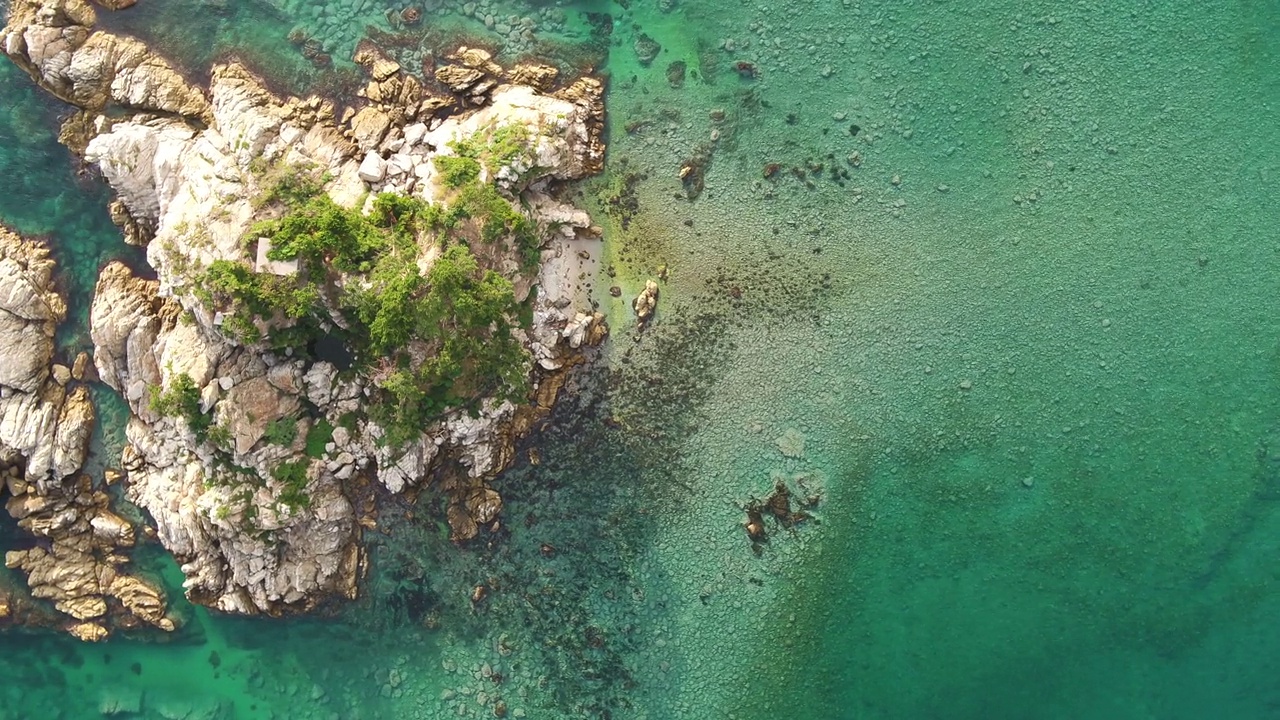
[0,0,607,637]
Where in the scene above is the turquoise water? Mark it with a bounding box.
[2,0,1280,718]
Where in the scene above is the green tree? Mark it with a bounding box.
[149,373,211,439]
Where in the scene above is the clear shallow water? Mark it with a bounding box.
[2,0,1279,718]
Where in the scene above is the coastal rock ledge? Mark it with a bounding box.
[2,0,608,620]
[0,225,171,640]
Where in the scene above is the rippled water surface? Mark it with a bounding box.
[2,0,1279,717]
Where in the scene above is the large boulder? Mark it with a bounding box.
[0,226,92,481]
[2,0,208,118]
[0,227,63,393]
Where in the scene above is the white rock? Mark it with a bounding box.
[358,151,386,183]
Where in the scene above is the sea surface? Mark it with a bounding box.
[1,0,1279,718]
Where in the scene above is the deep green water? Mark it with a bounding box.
[2,0,1279,718]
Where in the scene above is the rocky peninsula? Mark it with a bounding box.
[1,0,607,634]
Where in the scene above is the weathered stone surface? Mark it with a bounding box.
[68,621,108,641]
[349,106,391,151]
[0,226,92,481]
[219,376,299,454]
[435,64,485,94]
[357,151,385,183]
[3,473,169,638]
[0,226,63,394]
[509,62,560,92]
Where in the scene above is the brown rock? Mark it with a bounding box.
[371,58,401,82]
[106,199,153,245]
[51,364,71,386]
[348,106,392,152]
[586,312,609,346]
[219,375,300,454]
[107,575,168,627]
[466,488,503,526]
[509,63,560,92]
[417,95,455,119]
[71,351,94,381]
[447,502,478,541]
[555,77,606,174]
[453,47,502,75]
[67,621,108,642]
[435,65,485,94]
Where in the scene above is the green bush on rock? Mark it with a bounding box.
[193,164,540,450]
[260,194,386,275]
[449,123,533,175]
[356,243,529,448]
[264,416,298,446]
[435,155,481,188]
[305,418,334,459]
[272,460,311,510]
[149,372,211,439]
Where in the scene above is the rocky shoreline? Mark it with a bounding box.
[1,0,607,636]
[0,224,170,641]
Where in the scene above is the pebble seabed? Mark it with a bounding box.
[3,0,1280,718]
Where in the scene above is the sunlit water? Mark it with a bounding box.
[1,0,1278,718]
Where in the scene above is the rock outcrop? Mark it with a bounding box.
[2,0,208,118]
[3,0,609,618]
[0,226,170,640]
[0,226,82,478]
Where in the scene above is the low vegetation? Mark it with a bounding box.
[264,416,298,446]
[305,418,334,459]
[149,372,211,440]
[195,128,545,449]
[272,460,311,510]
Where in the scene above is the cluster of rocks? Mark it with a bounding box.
[349,42,605,196]
[450,0,568,57]
[0,225,170,641]
[3,0,609,621]
[274,0,572,74]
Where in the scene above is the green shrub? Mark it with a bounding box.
[264,416,298,446]
[261,195,386,274]
[195,161,541,451]
[202,259,319,336]
[149,373,211,439]
[371,192,447,247]
[449,182,540,266]
[367,244,529,447]
[252,162,327,210]
[449,124,532,174]
[272,460,311,510]
[207,423,232,449]
[305,418,334,459]
[435,155,481,188]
